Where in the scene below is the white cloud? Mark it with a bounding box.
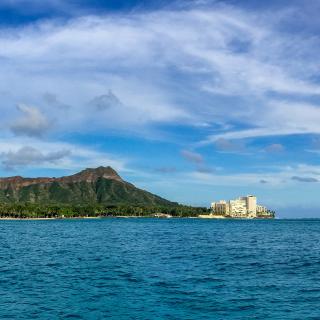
[0,4,319,139]
[204,101,320,142]
[0,138,127,173]
[186,162,320,187]
[1,146,71,169]
[10,104,50,137]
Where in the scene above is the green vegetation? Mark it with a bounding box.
[0,167,211,219]
[0,178,175,207]
[0,203,210,219]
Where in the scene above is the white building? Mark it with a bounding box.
[211,195,264,217]
[229,197,247,216]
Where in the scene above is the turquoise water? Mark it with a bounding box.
[0,218,320,319]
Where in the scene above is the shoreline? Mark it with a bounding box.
[198,214,274,219]
[0,216,103,221]
[0,215,274,221]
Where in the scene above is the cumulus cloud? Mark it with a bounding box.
[1,146,71,170]
[0,139,131,176]
[0,137,128,174]
[181,150,203,164]
[10,104,50,137]
[291,176,318,183]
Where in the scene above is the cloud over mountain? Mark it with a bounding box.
[1,146,71,170]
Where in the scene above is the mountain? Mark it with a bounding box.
[0,166,176,206]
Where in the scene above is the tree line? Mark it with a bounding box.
[0,203,210,219]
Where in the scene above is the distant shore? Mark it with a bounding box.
[0,216,175,220]
[0,216,164,220]
[198,214,274,219]
[0,215,274,220]
[0,216,103,221]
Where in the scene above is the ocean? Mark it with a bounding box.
[0,218,319,319]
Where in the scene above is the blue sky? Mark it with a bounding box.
[1,0,320,217]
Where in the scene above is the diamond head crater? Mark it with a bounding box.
[0,166,274,219]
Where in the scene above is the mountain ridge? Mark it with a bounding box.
[0,166,175,206]
[0,166,124,189]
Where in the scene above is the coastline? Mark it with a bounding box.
[198,215,274,219]
[0,216,103,221]
[0,216,174,220]
[0,215,274,220]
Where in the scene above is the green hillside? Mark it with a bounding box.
[0,168,175,206]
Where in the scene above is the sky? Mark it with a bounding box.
[1,0,320,217]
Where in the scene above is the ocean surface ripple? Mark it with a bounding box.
[0,218,320,319]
